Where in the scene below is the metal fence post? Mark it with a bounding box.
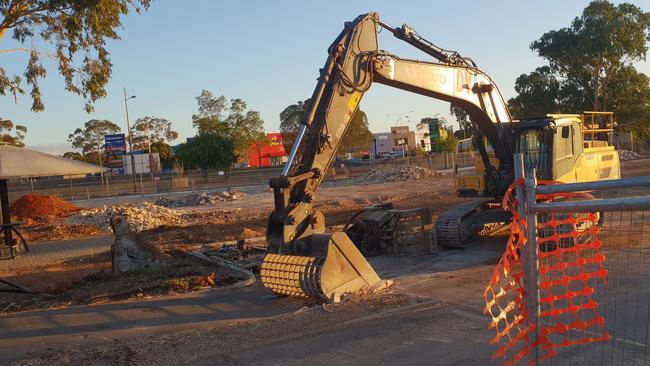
[524,168,540,364]
[514,154,539,363]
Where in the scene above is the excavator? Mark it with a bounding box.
[260,12,620,302]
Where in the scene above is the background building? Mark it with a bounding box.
[248,133,288,168]
[391,126,416,154]
[370,132,393,157]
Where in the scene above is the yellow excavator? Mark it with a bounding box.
[260,13,620,302]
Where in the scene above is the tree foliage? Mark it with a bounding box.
[175,134,235,171]
[507,67,563,119]
[341,110,372,153]
[0,0,151,112]
[192,90,265,159]
[68,119,121,167]
[130,116,178,150]
[0,118,27,146]
[279,99,372,156]
[449,103,474,138]
[149,141,174,169]
[63,151,83,160]
[530,1,650,112]
[278,99,309,155]
[509,1,650,136]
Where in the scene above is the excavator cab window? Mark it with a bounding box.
[514,128,552,180]
[554,124,575,178]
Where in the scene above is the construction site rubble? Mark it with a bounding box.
[618,149,642,161]
[328,165,438,186]
[69,202,184,232]
[155,191,247,207]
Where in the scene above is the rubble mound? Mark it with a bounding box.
[355,165,438,184]
[69,202,184,232]
[155,191,247,207]
[11,194,80,220]
[618,150,642,161]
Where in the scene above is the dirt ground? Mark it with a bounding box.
[1,159,647,365]
[3,158,645,314]
[1,175,463,313]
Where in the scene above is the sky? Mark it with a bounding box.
[1,0,649,155]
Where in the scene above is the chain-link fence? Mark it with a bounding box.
[535,182,650,365]
[7,151,471,204]
[485,153,650,365]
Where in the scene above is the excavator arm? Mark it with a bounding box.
[262,12,513,301]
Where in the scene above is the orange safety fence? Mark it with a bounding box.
[484,179,610,365]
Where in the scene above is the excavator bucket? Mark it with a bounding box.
[260,232,390,302]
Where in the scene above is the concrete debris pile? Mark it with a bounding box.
[69,202,184,232]
[155,191,247,207]
[618,150,642,161]
[353,166,438,184]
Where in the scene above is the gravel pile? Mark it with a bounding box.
[155,191,247,207]
[354,165,438,184]
[618,150,642,161]
[326,165,438,187]
[69,202,185,232]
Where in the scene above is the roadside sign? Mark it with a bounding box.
[105,134,126,174]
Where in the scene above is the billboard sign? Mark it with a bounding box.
[105,133,126,174]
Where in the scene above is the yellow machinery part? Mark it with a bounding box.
[261,232,390,302]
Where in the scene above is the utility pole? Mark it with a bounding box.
[147,134,154,180]
[124,88,137,193]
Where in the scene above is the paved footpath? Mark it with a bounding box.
[0,236,112,272]
[0,285,298,362]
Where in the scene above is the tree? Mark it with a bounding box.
[175,134,235,171]
[192,90,266,160]
[279,99,372,157]
[130,116,178,151]
[340,110,373,154]
[0,0,151,112]
[507,67,562,119]
[530,1,650,112]
[606,65,650,138]
[68,119,121,170]
[449,103,475,139]
[149,141,174,170]
[63,151,83,161]
[0,118,27,146]
[279,99,309,155]
[508,1,650,138]
[195,89,227,119]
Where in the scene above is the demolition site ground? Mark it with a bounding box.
[0,159,647,365]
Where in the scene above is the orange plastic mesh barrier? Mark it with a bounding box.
[484,180,609,365]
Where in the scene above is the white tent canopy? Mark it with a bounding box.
[0,145,108,179]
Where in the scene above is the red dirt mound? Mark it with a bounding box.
[10,194,80,220]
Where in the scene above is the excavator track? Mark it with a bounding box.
[435,198,500,248]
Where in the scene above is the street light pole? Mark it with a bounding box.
[123,88,137,193]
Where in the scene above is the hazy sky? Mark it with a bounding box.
[1,0,649,154]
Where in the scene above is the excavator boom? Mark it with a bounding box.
[262,12,514,301]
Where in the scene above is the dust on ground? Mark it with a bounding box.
[0,246,256,314]
[3,159,646,315]
[8,292,420,366]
